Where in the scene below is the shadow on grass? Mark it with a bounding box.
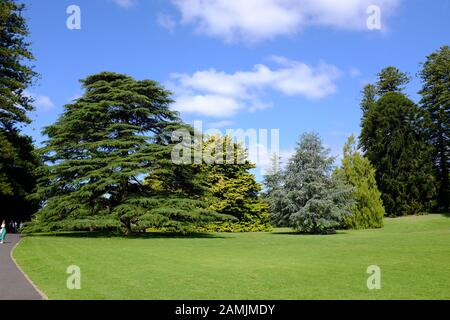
[271,230,349,236]
[22,231,229,239]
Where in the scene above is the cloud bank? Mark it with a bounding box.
[170,56,340,117]
[170,0,401,42]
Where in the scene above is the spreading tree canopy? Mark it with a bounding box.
[360,92,436,215]
[419,45,450,211]
[269,133,353,234]
[334,135,384,229]
[28,72,227,234]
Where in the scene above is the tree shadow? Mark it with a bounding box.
[22,231,229,239]
[271,230,349,236]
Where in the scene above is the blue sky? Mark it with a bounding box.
[21,0,449,175]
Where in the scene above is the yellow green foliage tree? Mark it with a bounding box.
[334,135,385,229]
[198,136,271,232]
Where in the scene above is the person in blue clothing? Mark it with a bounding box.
[0,220,6,244]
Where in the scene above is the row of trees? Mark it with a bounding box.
[263,133,384,234]
[0,1,268,234]
[360,54,449,216]
[27,72,270,234]
[263,133,354,234]
[263,47,449,233]
[1,1,448,235]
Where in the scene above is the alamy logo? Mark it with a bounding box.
[366,265,381,290]
[66,5,81,30]
[367,5,382,30]
[171,121,280,174]
[66,265,81,290]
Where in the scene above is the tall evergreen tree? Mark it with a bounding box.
[419,45,450,211]
[28,72,226,234]
[360,84,378,114]
[360,67,410,124]
[0,0,39,221]
[334,135,384,229]
[0,131,15,196]
[270,133,353,234]
[360,92,436,215]
[0,0,36,130]
[0,129,39,221]
[376,66,411,96]
[361,66,410,118]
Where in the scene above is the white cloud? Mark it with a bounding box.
[175,94,241,117]
[170,56,340,117]
[170,0,401,42]
[24,91,55,112]
[206,120,236,128]
[35,95,55,112]
[157,12,177,33]
[114,0,137,8]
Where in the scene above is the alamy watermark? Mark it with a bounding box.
[65,4,382,31]
[66,265,81,290]
[171,121,280,175]
[366,265,381,290]
[66,5,81,30]
[367,5,382,30]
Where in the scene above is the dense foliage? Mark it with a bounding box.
[268,133,353,234]
[334,135,384,229]
[196,136,271,232]
[360,92,436,215]
[419,45,450,212]
[0,0,39,221]
[3,2,448,234]
[27,72,229,234]
[0,0,36,130]
[376,66,411,96]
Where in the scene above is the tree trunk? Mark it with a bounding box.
[124,219,132,236]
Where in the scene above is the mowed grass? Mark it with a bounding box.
[13,214,450,300]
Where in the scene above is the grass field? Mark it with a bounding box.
[13,214,450,300]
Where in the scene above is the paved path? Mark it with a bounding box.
[0,234,44,300]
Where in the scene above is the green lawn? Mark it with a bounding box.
[13,214,450,300]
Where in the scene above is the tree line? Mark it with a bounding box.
[263,54,449,233]
[1,1,448,235]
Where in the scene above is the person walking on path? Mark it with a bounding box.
[0,220,6,244]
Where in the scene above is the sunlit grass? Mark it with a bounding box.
[13,214,450,300]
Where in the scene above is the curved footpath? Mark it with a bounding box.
[0,233,45,300]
